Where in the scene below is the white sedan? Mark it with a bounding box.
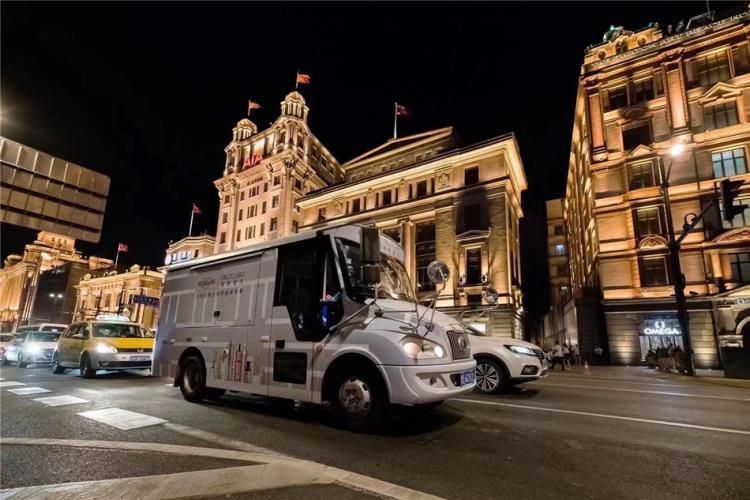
[466,327,548,393]
[3,331,61,368]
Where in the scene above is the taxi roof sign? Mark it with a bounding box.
[94,314,131,322]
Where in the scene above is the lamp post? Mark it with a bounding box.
[48,293,63,322]
[660,142,696,376]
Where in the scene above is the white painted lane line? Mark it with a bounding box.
[0,381,25,388]
[7,387,51,395]
[77,408,167,430]
[529,382,750,402]
[0,377,5,380]
[544,375,686,388]
[452,398,750,436]
[164,422,283,456]
[33,395,90,407]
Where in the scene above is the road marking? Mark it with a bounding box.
[33,395,89,406]
[0,438,444,500]
[0,381,25,388]
[452,398,750,436]
[164,422,283,456]
[78,408,168,430]
[530,382,750,402]
[542,375,686,388]
[7,387,51,395]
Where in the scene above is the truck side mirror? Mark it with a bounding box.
[427,260,450,285]
[361,227,381,285]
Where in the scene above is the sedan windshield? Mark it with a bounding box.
[93,324,154,338]
[335,238,417,304]
[29,332,61,343]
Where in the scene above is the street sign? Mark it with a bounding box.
[132,295,160,307]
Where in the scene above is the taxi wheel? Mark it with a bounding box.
[17,353,28,369]
[331,365,387,431]
[51,353,65,374]
[475,358,506,394]
[80,353,97,378]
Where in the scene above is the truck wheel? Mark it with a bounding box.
[80,353,97,378]
[331,365,387,431]
[51,353,65,374]
[475,358,506,394]
[18,353,28,368]
[179,355,224,402]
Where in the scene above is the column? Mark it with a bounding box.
[434,203,455,306]
[400,219,415,288]
[585,83,607,157]
[664,58,690,136]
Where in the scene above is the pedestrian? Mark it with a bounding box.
[551,341,565,371]
[593,345,603,365]
[563,343,571,369]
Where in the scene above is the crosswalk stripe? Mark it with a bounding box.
[33,395,89,407]
[7,387,51,395]
[0,381,25,388]
[77,408,167,430]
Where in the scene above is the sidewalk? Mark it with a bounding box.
[548,364,750,389]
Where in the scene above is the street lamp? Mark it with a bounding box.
[48,292,64,321]
[660,142,695,376]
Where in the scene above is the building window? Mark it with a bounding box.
[222,212,228,224]
[381,190,392,206]
[556,264,567,276]
[238,209,243,221]
[264,182,269,192]
[292,221,298,233]
[220,232,226,244]
[467,294,482,306]
[224,195,230,204]
[382,226,400,243]
[629,161,658,189]
[262,201,267,214]
[635,207,662,237]
[272,195,280,208]
[554,224,565,235]
[240,191,245,201]
[465,248,482,285]
[270,218,278,231]
[622,123,652,150]
[416,180,427,197]
[463,204,482,231]
[260,223,265,236]
[416,221,436,292]
[464,166,479,186]
[704,102,738,130]
[608,86,628,110]
[640,257,669,286]
[318,207,326,222]
[351,198,361,213]
[729,253,750,282]
[250,205,257,217]
[554,244,566,256]
[294,179,302,191]
[631,79,654,104]
[236,230,241,242]
[695,51,730,87]
[273,176,281,186]
[722,198,750,229]
[712,148,747,178]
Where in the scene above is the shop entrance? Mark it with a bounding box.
[639,335,683,360]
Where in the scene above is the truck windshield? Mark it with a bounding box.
[335,238,417,304]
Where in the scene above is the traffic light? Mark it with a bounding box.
[720,179,747,222]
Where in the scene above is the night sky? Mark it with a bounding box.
[2,1,739,320]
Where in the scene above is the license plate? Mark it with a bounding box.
[460,369,475,386]
[130,356,150,361]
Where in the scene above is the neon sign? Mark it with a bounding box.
[639,319,681,336]
[242,153,264,170]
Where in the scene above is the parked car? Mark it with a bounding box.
[466,326,548,393]
[3,331,62,368]
[52,316,155,377]
[0,333,16,362]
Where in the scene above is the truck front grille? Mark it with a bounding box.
[446,330,471,360]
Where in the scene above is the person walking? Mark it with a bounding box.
[551,342,565,371]
[563,344,571,369]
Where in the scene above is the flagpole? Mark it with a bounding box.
[189,207,195,237]
[295,70,299,90]
[114,244,120,270]
[393,102,397,139]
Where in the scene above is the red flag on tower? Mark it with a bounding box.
[296,72,311,86]
[117,243,129,252]
[192,203,202,214]
[395,104,411,117]
[247,100,261,115]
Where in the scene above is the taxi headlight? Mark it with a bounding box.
[95,343,118,354]
[400,337,447,360]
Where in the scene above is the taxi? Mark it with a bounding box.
[51,315,155,378]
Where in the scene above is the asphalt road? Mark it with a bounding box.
[1,363,749,499]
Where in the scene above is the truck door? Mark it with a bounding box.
[268,237,330,402]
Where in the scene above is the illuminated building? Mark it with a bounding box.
[563,9,750,367]
[212,94,527,337]
[543,199,572,347]
[164,234,216,266]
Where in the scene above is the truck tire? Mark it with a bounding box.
[330,364,387,431]
[179,355,224,402]
[80,353,97,378]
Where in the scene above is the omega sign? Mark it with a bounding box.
[639,318,682,336]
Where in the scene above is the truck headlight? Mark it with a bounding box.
[95,343,118,354]
[505,345,536,356]
[400,338,447,360]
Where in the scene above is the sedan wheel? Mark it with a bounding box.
[17,353,28,369]
[475,359,504,394]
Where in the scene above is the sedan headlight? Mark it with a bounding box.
[26,344,41,355]
[505,344,536,356]
[95,343,118,354]
[400,337,447,360]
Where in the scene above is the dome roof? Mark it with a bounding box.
[284,91,306,103]
[236,118,255,128]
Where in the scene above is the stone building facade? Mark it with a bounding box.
[563,9,750,367]
[211,93,527,338]
[542,199,572,347]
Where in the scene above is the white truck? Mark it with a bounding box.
[153,225,476,429]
